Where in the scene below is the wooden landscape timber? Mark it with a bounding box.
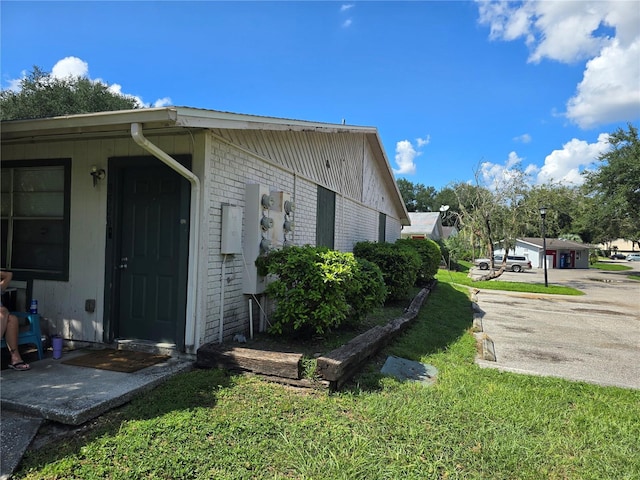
[316,282,434,390]
[196,280,436,390]
[196,344,303,379]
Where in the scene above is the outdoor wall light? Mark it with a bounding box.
[90,166,106,187]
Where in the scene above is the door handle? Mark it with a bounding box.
[118,257,128,270]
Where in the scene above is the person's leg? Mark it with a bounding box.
[1,306,29,370]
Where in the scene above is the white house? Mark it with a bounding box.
[495,237,591,269]
[400,212,443,241]
[1,107,410,355]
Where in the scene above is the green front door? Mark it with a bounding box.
[106,157,190,349]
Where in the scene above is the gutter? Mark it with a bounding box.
[130,123,201,352]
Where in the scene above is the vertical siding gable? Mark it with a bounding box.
[210,129,364,199]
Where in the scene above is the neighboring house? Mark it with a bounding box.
[597,238,639,254]
[1,107,410,354]
[495,237,591,269]
[400,212,443,241]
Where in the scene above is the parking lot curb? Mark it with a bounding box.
[481,334,496,362]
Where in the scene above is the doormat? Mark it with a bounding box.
[62,349,170,373]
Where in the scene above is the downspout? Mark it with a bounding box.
[130,123,201,352]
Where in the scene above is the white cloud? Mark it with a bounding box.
[4,56,170,109]
[393,140,419,175]
[480,133,610,188]
[566,38,640,128]
[536,133,610,185]
[153,97,173,108]
[51,56,89,79]
[477,0,640,129]
[480,151,527,190]
[393,133,433,175]
[340,4,353,28]
[513,133,532,143]
[416,135,430,147]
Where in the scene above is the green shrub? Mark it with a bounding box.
[256,245,385,338]
[343,258,388,326]
[353,241,420,301]
[396,238,441,285]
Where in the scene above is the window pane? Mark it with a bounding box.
[11,219,64,271]
[14,192,64,217]
[0,193,10,216]
[14,167,64,192]
[0,171,11,190]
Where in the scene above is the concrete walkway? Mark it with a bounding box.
[473,262,640,390]
[1,350,193,479]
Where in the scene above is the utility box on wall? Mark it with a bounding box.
[221,205,243,255]
[243,184,271,294]
[242,183,295,295]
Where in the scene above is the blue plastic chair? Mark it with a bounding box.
[1,312,44,360]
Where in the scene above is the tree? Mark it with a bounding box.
[520,184,585,239]
[395,178,436,212]
[582,124,640,249]
[0,66,140,120]
[453,163,531,280]
[433,187,460,226]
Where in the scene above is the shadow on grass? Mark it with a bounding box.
[345,281,473,392]
[19,368,234,474]
[19,283,472,475]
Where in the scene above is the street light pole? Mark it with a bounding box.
[539,206,548,287]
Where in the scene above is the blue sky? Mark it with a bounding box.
[2,1,639,190]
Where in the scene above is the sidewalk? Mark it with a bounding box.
[1,350,193,479]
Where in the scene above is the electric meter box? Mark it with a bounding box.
[221,205,243,254]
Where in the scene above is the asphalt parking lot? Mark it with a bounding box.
[472,262,640,390]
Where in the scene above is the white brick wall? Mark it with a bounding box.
[201,131,405,345]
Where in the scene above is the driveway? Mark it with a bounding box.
[473,263,640,390]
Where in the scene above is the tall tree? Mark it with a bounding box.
[0,66,140,120]
[454,163,531,280]
[396,178,436,212]
[433,187,460,226]
[582,124,640,248]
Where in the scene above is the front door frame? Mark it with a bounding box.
[103,155,191,350]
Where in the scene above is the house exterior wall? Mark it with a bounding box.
[2,127,404,349]
[1,132,203,343]
[200,130,404,345]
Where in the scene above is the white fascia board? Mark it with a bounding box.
[2,108,179,135]
[172,107,375,134]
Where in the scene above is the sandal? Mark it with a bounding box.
[8,361,30,371]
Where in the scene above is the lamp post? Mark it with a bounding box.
[539,206,548,287]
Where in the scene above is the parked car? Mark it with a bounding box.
[627,253,640,261]
[474,254,532,272]
[610,253,626,259]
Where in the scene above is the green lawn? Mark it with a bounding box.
[16,281,639,479]
[590,261,633,271]
[437,267,584,295]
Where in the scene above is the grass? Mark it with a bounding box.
[590,261,633,271]
[438,265,584,296]
[15,278,639,479]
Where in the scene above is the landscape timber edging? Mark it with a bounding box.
[316,280,437,390]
